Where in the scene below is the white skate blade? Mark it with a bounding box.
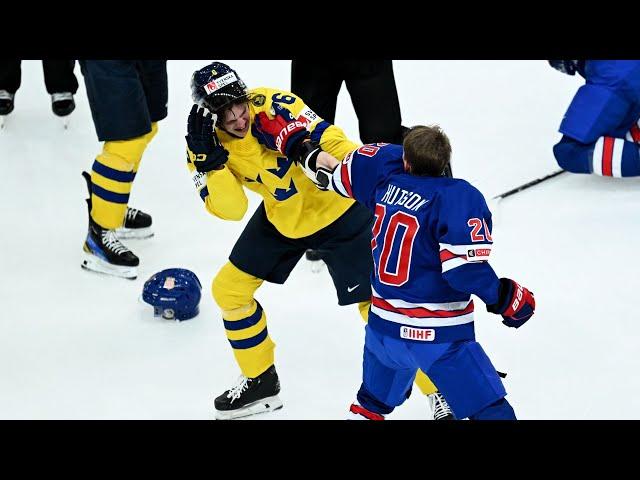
[214,395,283,420]
[81,251,138,280]
[0,116,6,130]
[61,117,70,130]
[115,227,154,240]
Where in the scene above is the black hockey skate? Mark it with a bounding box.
[214,365,283,420]
[80,171,139,279]
[51,92,75,117]
[0,90,14,116]
[428,391,455,420]
[82,213,140,279]
[115,207,154,240]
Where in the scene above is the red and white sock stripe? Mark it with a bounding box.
[593,136,623,177]
[626,119,640,143]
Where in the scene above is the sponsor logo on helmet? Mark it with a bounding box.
[163,276,176,289]
[203,72,238,95]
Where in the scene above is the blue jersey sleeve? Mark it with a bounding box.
[330,143,404,209]
[435,181,501,306]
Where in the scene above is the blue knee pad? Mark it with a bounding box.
[360,329,417,412]
[560,84,630,144]
[427,341,507,420]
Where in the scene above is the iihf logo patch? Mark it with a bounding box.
[400,326,435,341]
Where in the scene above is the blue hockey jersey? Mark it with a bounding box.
[330,143,501,343]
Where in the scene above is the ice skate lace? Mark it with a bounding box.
[430,392,453,420]
[226,376,251,401]
[126,208,139,222]
[102,229,131,255]
[51,92,73,102]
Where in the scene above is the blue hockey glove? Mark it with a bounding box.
[186,104,229,173]
[487,278,536,329]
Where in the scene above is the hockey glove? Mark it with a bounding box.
[486,277,536,329]
[253,103,309,159]
[548,60,584,76]
[186,104,229,173]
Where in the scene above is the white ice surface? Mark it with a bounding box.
[1,60,637,419]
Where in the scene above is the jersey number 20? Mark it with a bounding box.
[372,204,420,286]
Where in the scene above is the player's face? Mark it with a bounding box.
[220,102,250,138]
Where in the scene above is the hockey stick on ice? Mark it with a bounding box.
[492,169,567,200]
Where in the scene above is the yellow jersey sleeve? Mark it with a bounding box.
[260,89,361,163]
[186,149,248,221]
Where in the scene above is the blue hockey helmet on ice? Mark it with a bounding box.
[142,268,202,321]
[190,61,249,115]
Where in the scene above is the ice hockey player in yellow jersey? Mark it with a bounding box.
[185,61,452,420]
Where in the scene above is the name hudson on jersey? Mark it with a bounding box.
[380,184,429,211]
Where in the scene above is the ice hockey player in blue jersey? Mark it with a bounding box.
[550,60,640,177]
[297,123,536,420]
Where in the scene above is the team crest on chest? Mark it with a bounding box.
[252,94,266,106]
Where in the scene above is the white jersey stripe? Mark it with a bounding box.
[613,137,624,177]
[439,242,492,255]
[441,257,468,273]
[331,166,349,197]
[371,305,475,327]
[371,287,472,311]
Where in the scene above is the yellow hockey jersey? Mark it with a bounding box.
[187,87,360,239]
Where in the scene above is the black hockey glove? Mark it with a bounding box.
[548,60,585,76]
[186,104,229,173]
